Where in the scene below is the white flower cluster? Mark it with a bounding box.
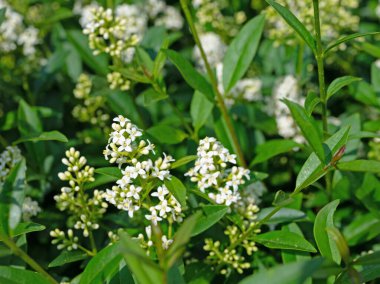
[107,71,131,91]
[0,146,22,187]
[193,32,227,71]
[137,225,173,253]
[22,197,41,221]
[0,0,40,56]
[103,115,183,250]
[185,137,250,206]
[54,148,107,238]
[266,0,359,45]
[78,0,183,61]
[269,75,305,143]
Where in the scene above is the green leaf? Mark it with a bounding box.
[222,14,265,91]
[12,222,45,237]
[281,224,311,265]
[113,67,150,83]
[191,205,229,236]
[272,190,293,207]
[13,131,68,144]
[95,167,122,179]
[119,232,163,284]
[18,100,42,135]
[0,159,26,236]
[165,212,201,268]
[142,88,168,106]
[265,0,316,53]
[304,91,320,116]
[170,155,197,169]
[337,160,380,173]
[257,207,306,224]
[325,32,380,54]
[239,258,323,284]
[49,250,88,268]
[326,76,361,101]
[250,139,300,166]
[313,200,341,264]
[0,8,6,25]
[283,99,324,163]
[190,91,214,132]
[66,30,108,75]
[165,49,214,102]
[295,126,350,192]
[107,91,142,126]
[254,231,316,252]
[147,125,188,144]
[0,266,51,284]
[343,213,380,246]
[335,264,380,284]
[354,251,380,266]
[79,243,122,284]
[164,176,187,208]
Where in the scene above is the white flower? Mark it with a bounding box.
[151,185,169,201]
[193,32,226,71]
[22,197,41,221]
[155,6,184,30]
[145,208,162,225]
[161,235,173,250]
[126,185,142,200]
[155,200,172,217]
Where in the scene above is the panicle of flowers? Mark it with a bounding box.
[267,75,305,144]
[72,73,110,137]
[103,115,182,251]
[185,137,250,206]
[0,146,22,187]
[107,71,131,91]
[50,228,80,251]
[22,197,41,221]
[154,6,184,30]
[0,0,40,56]
[191,0,246,37]
[193,32,226,72]
[51,148,107,253]
[203,203,260,275]
[265,0,359,46]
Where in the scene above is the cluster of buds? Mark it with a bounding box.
[203,204,260,275]
[103,115,183,251]
[51,148,107,252]
[107,71,131,91]
[22,197,41,221]
[265,0,359,46]
[72,73,110,133]
[50,229,79,251]
[0,146,22,187]
[185,137,250,206]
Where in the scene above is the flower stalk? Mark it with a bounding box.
[180,0,247,168]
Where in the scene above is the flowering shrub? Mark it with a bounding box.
[1,0,380,283]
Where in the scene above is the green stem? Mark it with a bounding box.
[89,231,98,254]
[313,0,332,199]
[179,0,247,168]
[0,235,58,284]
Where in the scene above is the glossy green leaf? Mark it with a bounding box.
[240,258,323,284]
[283,99,324,163]
[281,224,311,265]
[12,222,45,237]
[79,243,122,284]
[335,264,380,284]
[304,91,320,116]
[254,231,316,252]
[170,155,197,169]
[251,139,300,166]
[164,176,187,207]
[13,131,68,144]
[49,250,88,268]
[165,212,201,268]
[191,205,229,236]
[0,266,51,284]
[257,207,306,224]
[119,232,163,284]
[190,91,214,131]
[337,160,380,173]
[295,126,350,192]
[165,49,214,102]
[147,125,188,144]
[0,159,26,236]
[326,76,361,101]
[222,14,265,91]
[66,30,108,75]
[325,32,380,54]
[94,167,122,179]
[265,0,316,53]
[313,200,341,264]
[142,88,168,106]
